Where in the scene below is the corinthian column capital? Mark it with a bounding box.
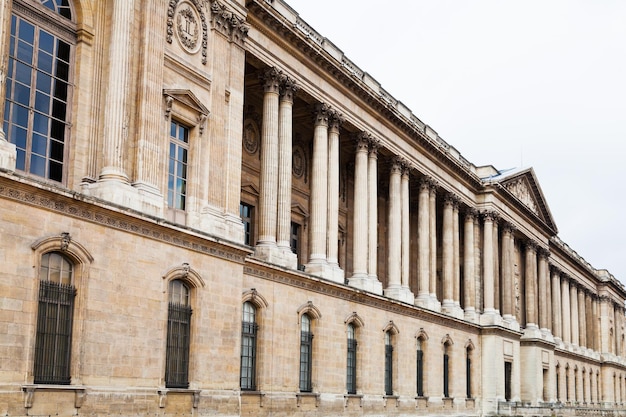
[313,102,331,126]
[328,110,345,130]
[355,131,371,151]
[482,210,498,223]
[260,67,282,94]
[280,76,299,102]
[465,207,478,222]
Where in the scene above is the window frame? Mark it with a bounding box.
[240,301,258,391]
[416,338,424,397]
[167,119,190,212]
[299,313,313,392]
[165,279,192,389]
[4,0,77,184]
[240,202,255,246]
[384,331,393,396]
[346,323,357,395]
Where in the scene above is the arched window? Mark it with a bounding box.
[165,279,192,388]
[240,301,258,390]
[416,338,425,397]
[443,343,450,398]
[4,0,75,182]
[299,313,313,392]
[384,331,394,396]
[34,251,75,384]
[466,345,472,398]
[346,323,357,394]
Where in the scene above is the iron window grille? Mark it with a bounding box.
[165,300,192,388]
[443,346,450,398]
[346,324,357,394]
[384,332,393,396]
[416,341,424,397]
[299,314,313,392]
[240,302,258,390]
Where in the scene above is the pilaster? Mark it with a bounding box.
[0,0,15,173]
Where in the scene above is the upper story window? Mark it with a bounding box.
[4,0,75,183]
[168,121,189,210]
[240,202,254,246]
[35,251,75,384]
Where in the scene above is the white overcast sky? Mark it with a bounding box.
[286,0,626,283]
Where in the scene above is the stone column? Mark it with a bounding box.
[493,219,500,312]
[441,194,455,312]
[463,209,477,320]
[429,183,438,306]
[524,241,539,330]
[551,266,563,342]
[306,104,330,272]
[561,277,571,344]
[401,164,412,298]
[99,0,134,183]
[481,211,498,319]
[325,111,344,281]
[0,0,16,172]
[452,199,461,312]
[570,283,579,346]
[578,288,587,348]
[276,79,299,255]
[538,249,550,332]
[384,157,407,302]
[256,68,281,249]
[416,177,431,306]
[367,139,380,284]
[501,224,513,319]
[585,292,593,351]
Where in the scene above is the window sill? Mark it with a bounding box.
[343,393,363,407]
[22,384,86,409]
[296,392,320,407]
[415,396,429,407]
[158,388,201,408]
[383,395,399,407]
[240,390,265,407]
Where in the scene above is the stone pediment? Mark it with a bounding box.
[163,89,209,116]
[493,168,557,233]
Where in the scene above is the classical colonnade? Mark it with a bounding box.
[250,67,624,352]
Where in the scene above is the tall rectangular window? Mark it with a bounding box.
[384,332,393,395]
[34,252,75,384]
[505,361,512,401]
[240,203,254,246]
[165,280,192,388]
[240,302,258,390]
[168,121,189,210]
[346,324,357,394]
[443,345,450,398]
[416,340,424,397]
[466,348,472,398]
[299,314,313,392]
[4,10,74,182]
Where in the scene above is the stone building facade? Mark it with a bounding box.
[0,0,625,416]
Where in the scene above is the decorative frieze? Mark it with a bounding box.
[209,0,249,47]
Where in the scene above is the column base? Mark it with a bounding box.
[82,178,163,218]
[502,314,521,332]
[348,274,383,295]
[255,244,298,270]
[187,204,246,243]
[384,285,414,304]
[464,307,479,323]
[305,260,344,283]
[480,309,503,326]
[521,323,543,340]
[0,139,16,173]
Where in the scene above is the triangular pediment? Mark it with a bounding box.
[163,89,209,116]
[491,167,558,234]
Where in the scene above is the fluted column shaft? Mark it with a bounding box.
[571,283,579,345]
[442,195,454,306]
[501,225,514,317]
[417,179,430,297]
[493,220,500,311]
[463,210,476,312]
[482,212,496,311]
[387,159,402,288]
[326,115,342,266]
[257,69,281,246]
[561,277,571,344]
[100,0,134,181]
[525,241,538,326]
[277,82,297,250]
[551,268,562,339]
[367,142,379,279]
[578,288,587,348]
[538,250,549,330]
[429,186,437,300]
[308,105,329,263]
[401,165,410,289]
[452,201,460,306]
[351,135,369,278]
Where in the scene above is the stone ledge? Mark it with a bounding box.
[22,384,86,409]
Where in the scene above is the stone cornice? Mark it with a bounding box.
[0,175,250,264]
[243,259,480,334]
[245,0,484,192]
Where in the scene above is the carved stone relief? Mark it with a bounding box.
[167,0,208,64]
[505,177,539,216]
[243,119,259,155]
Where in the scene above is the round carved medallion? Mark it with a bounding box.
[293,146,306,179]
[175,1,202,54]
[243,119,259,154]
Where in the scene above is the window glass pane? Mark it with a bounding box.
[39,31,54,54]
[36,71,52,92]
[55,59,69,81]
[50,119,65,141]
[33,113,49,135]
[35,91,50,113]
[49,160,62,182]
[53,79,68,100]
[57,40,70,63]
[30,154,46,176]
[12,104,29,128]
[14,82,30,106]
[16,149,26,170]
[32,133,47,156]
[17,39,33,65]
[18,20,34,45]
[38,50,53,74]
[15,61,31,84]
[11,125,27,149]
[50,139,64,161]
[52,98,66,120]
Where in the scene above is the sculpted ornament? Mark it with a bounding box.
[167,0,208,64]
[505,177,539,216]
